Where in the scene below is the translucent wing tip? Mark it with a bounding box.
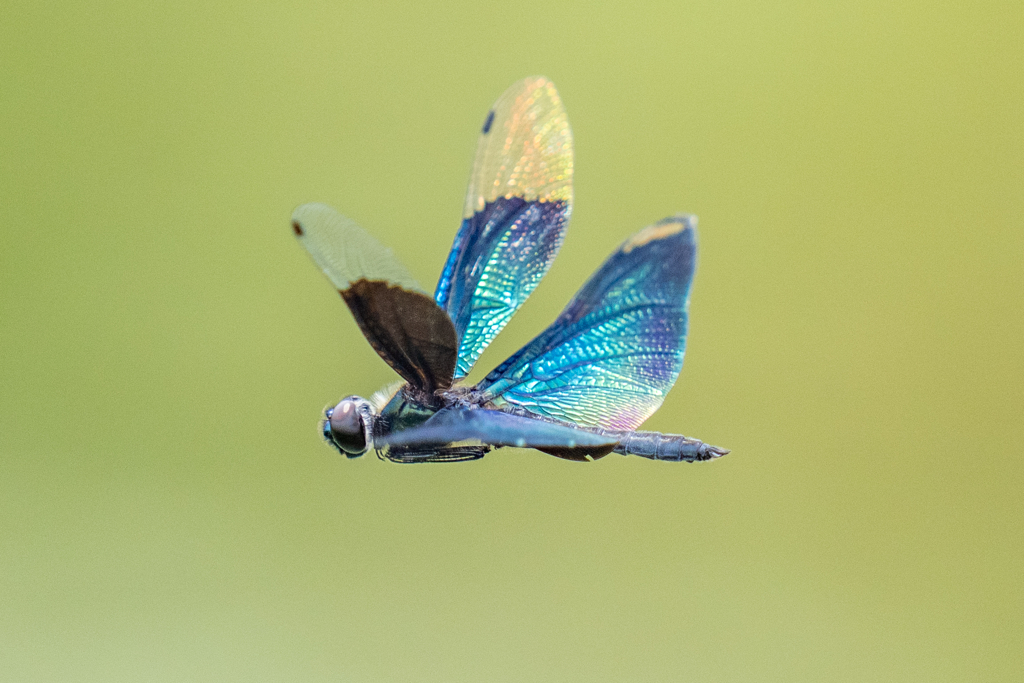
[465,76,573,218]
[518,75,557,93]
[290,201,333,231]
[290,202,343,250]
[502,75,559,101]
[290,202,423,293]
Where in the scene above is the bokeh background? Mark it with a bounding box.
[2,1,1021,680]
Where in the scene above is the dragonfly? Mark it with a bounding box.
[292,76,728,463]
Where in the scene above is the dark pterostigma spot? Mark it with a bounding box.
[482,110,495,134]
[339,279,458,393]
[291,220,303,236]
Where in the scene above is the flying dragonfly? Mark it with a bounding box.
[292,76,728,463]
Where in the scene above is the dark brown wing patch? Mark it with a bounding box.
[340,279,457,393]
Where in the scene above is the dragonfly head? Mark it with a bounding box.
[323,396,374,457]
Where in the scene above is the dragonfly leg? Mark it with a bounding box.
[378,445,490,463]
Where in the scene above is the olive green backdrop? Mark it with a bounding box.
[2,1,1021,680]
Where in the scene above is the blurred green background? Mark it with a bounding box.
[2,0,1021,680]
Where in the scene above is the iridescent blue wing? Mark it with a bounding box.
[292,203,457,392]
[477,216,698,431]
[435,77,573,378]
[377,407,617,461]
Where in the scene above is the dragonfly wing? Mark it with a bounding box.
[477,216,698,431]
[435,77,573,378]
[293,203,457,392]
[378,407,617,461]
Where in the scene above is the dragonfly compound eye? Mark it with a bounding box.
[327,397,369,455]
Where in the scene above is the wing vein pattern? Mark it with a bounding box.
[435,76,573,378]
[478,216,699,431]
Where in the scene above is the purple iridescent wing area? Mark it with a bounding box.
[477,216,698,431]
[435,77,573,378]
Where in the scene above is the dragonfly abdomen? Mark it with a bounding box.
[611,431,729,462]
